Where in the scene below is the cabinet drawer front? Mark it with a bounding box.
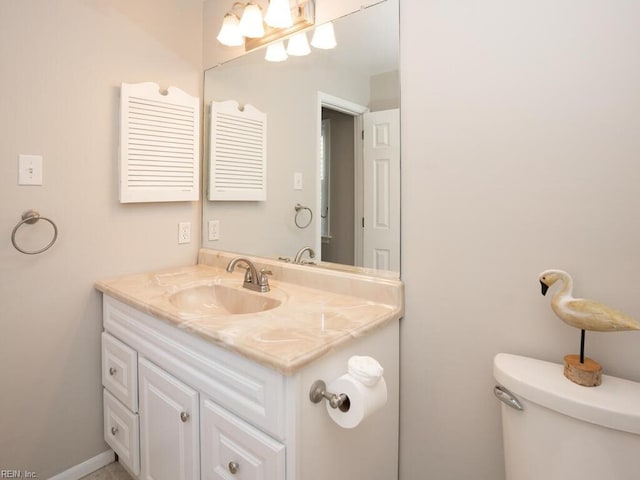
[201,397,285,480]
[104,389,140,475]
[102,332,138,411]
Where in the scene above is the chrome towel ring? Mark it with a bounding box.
[294,203,313,229]
[11,209,58,255]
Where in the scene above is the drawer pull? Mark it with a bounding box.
[228,461,239,474]
[110,426,119,436]
[108,367,117,376]
[180,411,190,423]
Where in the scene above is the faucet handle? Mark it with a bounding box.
[241,266,254,284]
[260,268,272,277]
[259,269,272,288]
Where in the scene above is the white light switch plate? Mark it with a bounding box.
[294,172,303,190]
[18,154,43,185]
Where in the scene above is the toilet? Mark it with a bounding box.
[493,353,640,480]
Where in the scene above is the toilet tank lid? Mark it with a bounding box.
[494,353,640,435]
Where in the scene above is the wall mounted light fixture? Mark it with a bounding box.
[216,0,337,63]
[216,0,330,52]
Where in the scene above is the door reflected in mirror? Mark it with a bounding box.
[202,0,399,276]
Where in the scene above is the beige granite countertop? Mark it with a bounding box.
[96,249,404,375]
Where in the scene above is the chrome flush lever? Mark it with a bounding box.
[494,385,523,411]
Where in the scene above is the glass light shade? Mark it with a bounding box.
[238,3,264,38]
[264,0,293,28]
[217,13,244,46]
[286,32,310,56]
[265,41,288,62]
[311,22,337,49]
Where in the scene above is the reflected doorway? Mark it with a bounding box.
[316,93,400,272]
[320,107,356,265]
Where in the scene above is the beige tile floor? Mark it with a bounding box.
[80,461,134,480]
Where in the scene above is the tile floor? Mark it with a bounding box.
[80,461,134,480]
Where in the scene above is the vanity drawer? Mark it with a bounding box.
[104,389,140,475]
[102,331,138,412]
[201,397,285,480]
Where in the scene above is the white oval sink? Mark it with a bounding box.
[169,283,282,315]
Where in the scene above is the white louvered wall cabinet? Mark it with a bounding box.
[119,82,200,203]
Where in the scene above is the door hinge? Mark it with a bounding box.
[362,217,365,228]
[361,130,364,140]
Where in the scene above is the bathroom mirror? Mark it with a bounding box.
[202,0,399,275]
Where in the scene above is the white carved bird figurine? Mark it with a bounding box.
[539,269,640,332]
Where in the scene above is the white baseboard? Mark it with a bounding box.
[48,450,115,480]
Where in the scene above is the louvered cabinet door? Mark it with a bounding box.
[120,82,200,203]
[209,100,267,201]
[138,357,200,480]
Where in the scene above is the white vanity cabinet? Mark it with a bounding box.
[100,292,399,480]
[101,296,288,480]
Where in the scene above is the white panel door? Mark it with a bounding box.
[139,357,200,480]
[363,109,400,272]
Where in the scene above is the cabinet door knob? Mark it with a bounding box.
[111,426,119,436]
[108,367,117,376]
[180,411,190,422]
[228,461,239,474]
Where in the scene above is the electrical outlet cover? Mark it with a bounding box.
[208,220,220,241]
[178,222,191,244]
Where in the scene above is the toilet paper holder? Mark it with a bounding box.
[309,380,351,412]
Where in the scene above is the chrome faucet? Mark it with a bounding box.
[226,257,272,293]
[293,246,316,264]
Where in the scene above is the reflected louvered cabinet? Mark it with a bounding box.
[119,82,200,203]
[208,100,267,201]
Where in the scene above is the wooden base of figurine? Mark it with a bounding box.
[564,354,602,387]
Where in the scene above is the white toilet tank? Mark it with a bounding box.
[494,353,640,480]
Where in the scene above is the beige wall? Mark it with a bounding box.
[0,1,202,477]
[370,70,400,112]
[400,1,640,479]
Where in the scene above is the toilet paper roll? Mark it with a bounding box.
[326,373,387,429]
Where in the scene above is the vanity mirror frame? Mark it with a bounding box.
[201,0,400,277]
